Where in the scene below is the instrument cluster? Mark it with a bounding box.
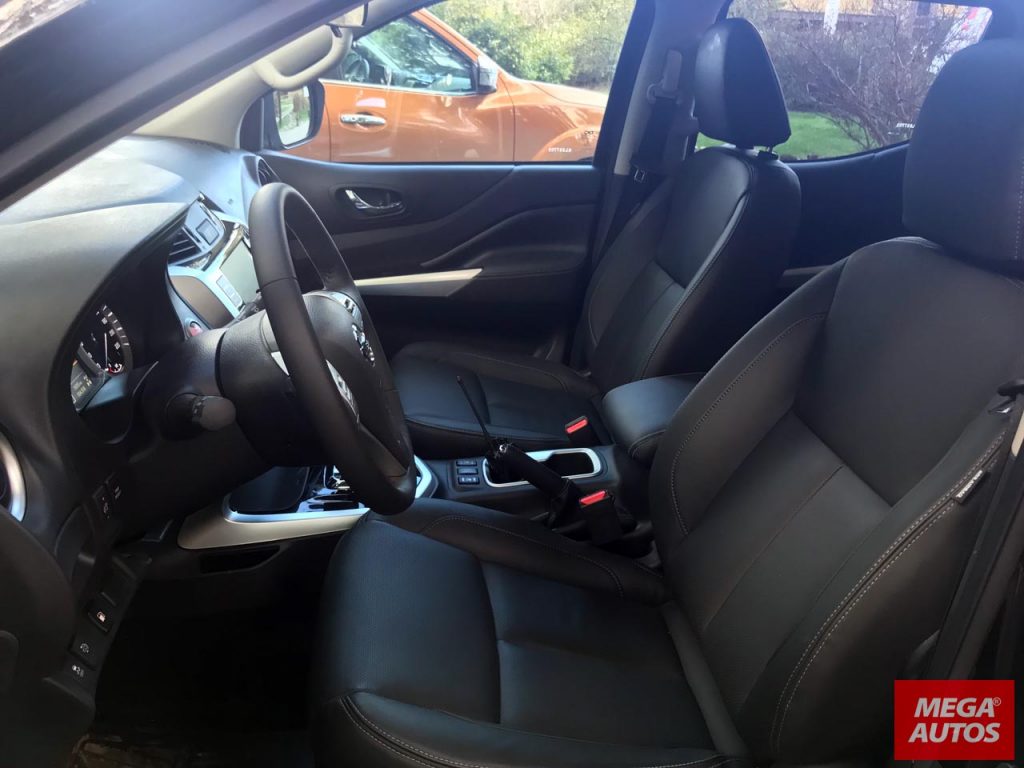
[70,304,133,412]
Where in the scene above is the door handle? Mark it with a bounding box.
[340,113,387,127]
[344,189,404,216]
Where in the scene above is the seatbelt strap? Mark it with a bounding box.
[926,380,1024,682]
[594,50,696,264]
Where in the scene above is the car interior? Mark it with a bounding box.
[1,0,1024,766]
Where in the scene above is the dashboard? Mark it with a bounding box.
[0,133,279,613]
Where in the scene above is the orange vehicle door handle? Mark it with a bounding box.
[340,113,386,127]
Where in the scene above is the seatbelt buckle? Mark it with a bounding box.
[564,416,596,447]
[632,166,648,184]
[579,490,623,545]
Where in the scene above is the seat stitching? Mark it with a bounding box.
[699,462,845,636]
[347,698,736,768]
[1015,150,1024,260]
[768,433,1005,751]
[343,698,451,768]
[586,181,673,349]
[447,350,574,394]
[637,183,751,380]
[629,430,665,458]
[668,314,827,537]
[775,497,960,753]
[477,564,502,724]
[421,515,625,598]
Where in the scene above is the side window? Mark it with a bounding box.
[702,0,991,161]
[308,0,634,164]
[335,17,475,94]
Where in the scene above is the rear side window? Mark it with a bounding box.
[706,0,991,160]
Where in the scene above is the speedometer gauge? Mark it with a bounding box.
[78,304,133,376]
[71,304,132,412]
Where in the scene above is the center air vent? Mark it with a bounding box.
[256,159,279,186]
[169,229,201,263]
[0,433,25,522]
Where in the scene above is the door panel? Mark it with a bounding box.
[264,153,601,358]
[322,82,516,163]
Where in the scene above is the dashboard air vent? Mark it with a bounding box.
[0,433,25,522]
[256,159,279,186]
[169,229,201,263]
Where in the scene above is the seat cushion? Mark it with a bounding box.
[392,342,606,458]
[314,499,724,768]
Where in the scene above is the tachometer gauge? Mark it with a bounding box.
[77,304,133,376]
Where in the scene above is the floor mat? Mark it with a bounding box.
[73,730,313,768]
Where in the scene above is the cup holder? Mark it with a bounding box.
[483,448,602,487]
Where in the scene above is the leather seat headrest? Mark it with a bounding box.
[694,18,791,150]
[904,40,1024,268]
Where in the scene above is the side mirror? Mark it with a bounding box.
[265,81,325,149]
[475,55,499,95]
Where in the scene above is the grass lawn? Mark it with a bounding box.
[697,111,863,160]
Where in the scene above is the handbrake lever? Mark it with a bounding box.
[456,376,580,525]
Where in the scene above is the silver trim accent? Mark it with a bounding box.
[340,114,387,128]
[178,457,435,550]
[0,432,26,522]
[354,268,481,298]
[482,447,602,488]
[168,222,249,324]
[309,290,363,325]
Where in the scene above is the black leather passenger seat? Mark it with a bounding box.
[315,36,1024,768]
[393,19,801,458]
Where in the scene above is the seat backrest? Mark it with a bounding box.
[649,38,1024,762]
[580,19,800,393]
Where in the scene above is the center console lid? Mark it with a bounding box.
[602,374,702,466]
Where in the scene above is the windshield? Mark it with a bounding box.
[0,0,87,49]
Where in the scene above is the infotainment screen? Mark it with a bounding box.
[219,240,260,306]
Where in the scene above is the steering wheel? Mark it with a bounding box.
[342,51,371,83]
[247,183,416,514]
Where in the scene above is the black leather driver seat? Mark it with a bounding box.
[392,19,800,458]
[315,38,1024,768]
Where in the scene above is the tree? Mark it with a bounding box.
[732,0,983,150]
[434,0,632,89]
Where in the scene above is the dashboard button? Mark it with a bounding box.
[70,620,109,669]
[92,485,113,519]
[457,467,478,476]
[455,459,478,467]
[105,474,124,504]
[87,596,116,633]
[197,219,219,244]
[457,476,480,486]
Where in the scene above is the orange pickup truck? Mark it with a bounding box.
[294,9,608,164]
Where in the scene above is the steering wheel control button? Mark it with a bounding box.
[457,476,480,486]
[351,324,376,366]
